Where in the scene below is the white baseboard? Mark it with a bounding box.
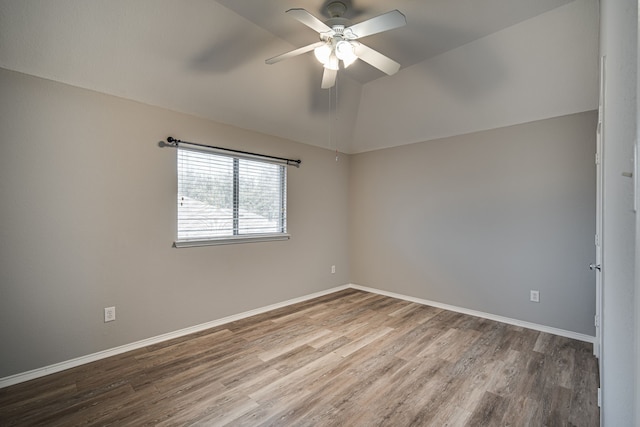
[349,284,596,344]
[0,282,594,389]
[0,285,350,389]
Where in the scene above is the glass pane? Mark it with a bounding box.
[177,149,234,239]
[238,159,284,234]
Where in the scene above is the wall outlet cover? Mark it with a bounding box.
[530,290,540,303]
[104,306,116,322]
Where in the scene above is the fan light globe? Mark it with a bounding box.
[324,54,339,71]
[342,55,357,68]
[335,40,357,68]
[314,44,332,64]
[335,40,354,60]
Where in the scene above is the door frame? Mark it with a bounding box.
[594,54,605,376]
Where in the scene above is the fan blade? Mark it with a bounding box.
[346,10,406,39]
[321,67,337,89]
[353,43,401,75]
[286,8,333,35]
[266,41,325,65]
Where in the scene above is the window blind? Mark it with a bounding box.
[177,147,287,245]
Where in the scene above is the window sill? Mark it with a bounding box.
[174,233,290,248]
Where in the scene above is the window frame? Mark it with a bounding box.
[174,147,290,248]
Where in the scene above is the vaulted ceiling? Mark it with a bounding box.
[0,0,598,153]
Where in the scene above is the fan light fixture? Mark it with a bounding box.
[314,40,358,69]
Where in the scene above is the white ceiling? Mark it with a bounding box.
[0,0,598,153]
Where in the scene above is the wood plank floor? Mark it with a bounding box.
[0,289,599,426]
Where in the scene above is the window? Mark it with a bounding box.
[175,147,288,247]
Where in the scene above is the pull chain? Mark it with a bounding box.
[333,75,339,162]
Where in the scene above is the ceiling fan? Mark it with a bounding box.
[265,1,407,89]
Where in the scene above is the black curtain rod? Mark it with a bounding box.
[165,137,301,167]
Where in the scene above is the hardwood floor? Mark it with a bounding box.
[0,289,599,426]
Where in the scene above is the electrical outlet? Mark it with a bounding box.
[530,290,540,303]
[331,265,336,274]
[104,306,116,322]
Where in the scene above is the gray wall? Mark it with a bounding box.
[600,0,638,424]
[0,68,350,378]
[349,111,597,335]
